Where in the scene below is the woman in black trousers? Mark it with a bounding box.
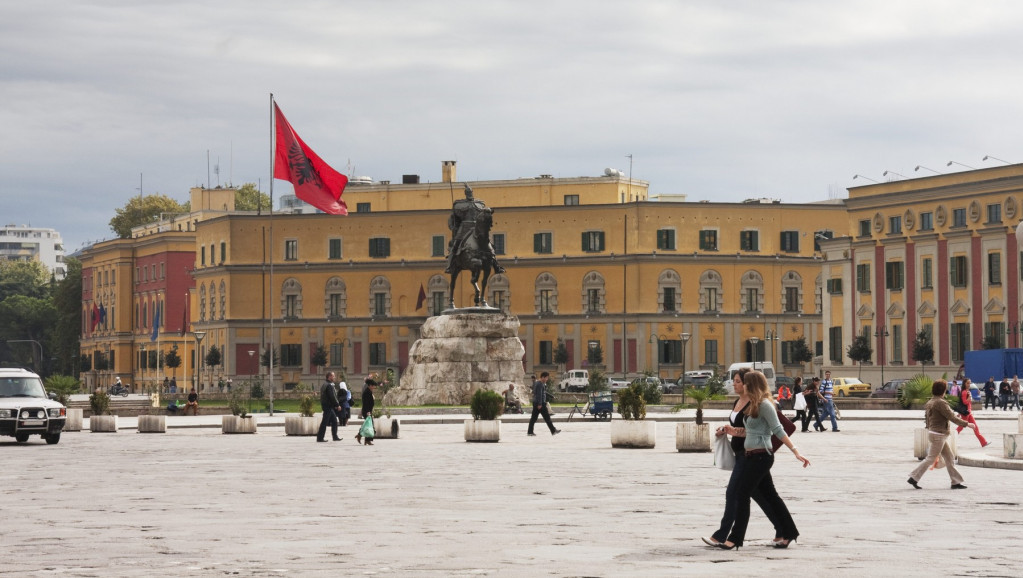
[702,369,784,547]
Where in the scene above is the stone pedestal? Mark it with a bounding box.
[610,420,656,448]
[285,416,318,436]
[465,419,501,442]
[222,416,257,434]
[914,427,957,460]
[374,417,401,439]
[676,423,711,452]
[1004,434,1023,459]
[64,408,83,432]
[137,415,166,433]
[384,312,529,406]
[90,415,118,432]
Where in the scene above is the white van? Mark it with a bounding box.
[725,362,776,394]
[557,369,590,392]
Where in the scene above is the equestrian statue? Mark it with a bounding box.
[444,185,505,309]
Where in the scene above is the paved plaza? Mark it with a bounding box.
[3,409,1021,577]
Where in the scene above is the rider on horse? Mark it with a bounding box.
[445,185,505,275]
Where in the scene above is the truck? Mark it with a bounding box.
[963,349,1023,384]
[558,369,591,392]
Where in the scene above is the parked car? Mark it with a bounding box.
[608,378,629,392]
[669,370,713,393]
[831,377,872,397]
[557,369,590,392]
[0,368,66,444]
[869,378,909,398]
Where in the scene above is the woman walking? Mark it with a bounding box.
[792,377,808,430]
[355,377,378,446]
[703,369,785,547]
[802,377,825,432]
[908,380,975,489]
[954,378,989,448]
[714,371,809,550]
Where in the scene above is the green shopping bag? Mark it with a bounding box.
[359,415,375,439]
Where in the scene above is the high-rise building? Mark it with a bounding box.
[0,224,66,279]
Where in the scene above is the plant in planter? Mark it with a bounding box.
[672,385,719,452]
[285,382,319,436]
[45,374,79,406]
[465,388,504,442]
[88,390,117,432]
[611,382,655,448]
[898,374,934,409]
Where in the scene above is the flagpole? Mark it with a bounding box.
[267,93,275,416]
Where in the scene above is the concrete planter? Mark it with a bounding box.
[90,415,118,433]
[1019,414,1023,434]
[676,423,711,452]
[137,415,166,433]
[374,417,400,439]
[285,415,319,436]
[63,408,83,432]
[914,427,957,460]
[1004,434,1023,459]
[610,420,656,449]
[464,419,501,442]
[222,415,257,434]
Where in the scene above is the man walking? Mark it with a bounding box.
[316,371,342,443]
[1011,376,1021,411]
[998,377,1011,411]
[983,377,997,410]
[819,370,840,432]
[527,371,560,437]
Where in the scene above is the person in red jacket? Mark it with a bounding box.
[955,378,989,447]
[776,383,792,410]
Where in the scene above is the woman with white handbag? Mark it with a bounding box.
[792,377,808,431]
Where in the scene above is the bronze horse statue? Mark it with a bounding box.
[445,188,505,309]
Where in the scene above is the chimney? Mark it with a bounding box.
[442,160,457,183]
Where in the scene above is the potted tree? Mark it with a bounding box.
[674,385,716,452]
[222,381,257,434]
[46,374,82,432]
[372,369,401,439]
[285,382,319,436]
[465,388,504,442]
[89,389,117,432]
[610,381,656,448]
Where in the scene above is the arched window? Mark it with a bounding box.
[324,277,348,319]
[199,284,207,321]
[781,270,803,314]
[143,301,149,328]
[658,269,682,313]
[219,281,226,320]
[281,278,303,319]
[427,275,449,315]
[209,283,217,321]
[581,271,606,314]
[534,272,558,315]
[699,270,723,313]
[369,276,391,318]
[486,273,510,313]
[740,270,764,314]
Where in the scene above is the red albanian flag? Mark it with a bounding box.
[273,103,348,215]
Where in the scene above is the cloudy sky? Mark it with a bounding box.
[4,0,1023,252]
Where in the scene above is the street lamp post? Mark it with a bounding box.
[648,334,667,380]
[750,337,760,372]
[140,343,147,391]
[765,329,781,371]
[3,339,44,374]
[680,332,691,405]
[192,331,206,393]
[874,325,889,388]
[334,337,352,379]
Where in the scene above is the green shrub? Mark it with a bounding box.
[250,380,265,399]
[640,379,662,405]
[89,390,110,416]
[470,388,505,420]
[676,386,721,425]
[45,374,79,406]
[898,374,933,409]
[618,382,646,420]
[588,368,609,392]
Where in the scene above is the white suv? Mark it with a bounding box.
[0,368,66,444]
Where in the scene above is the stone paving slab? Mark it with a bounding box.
[3,414,1020,576]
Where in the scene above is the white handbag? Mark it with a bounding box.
[713,434,735,470]
[793,392,807,411]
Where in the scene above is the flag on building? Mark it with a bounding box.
[273,103,348,215]
[151,303,161,342]
[181,295,189,336]
[416,283,426,311]
[98,303,107,325]
[90,303,100,333]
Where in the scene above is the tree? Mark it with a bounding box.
[911,331,934,365]
[108,193,189,238]
[554,339,569,373]
[587,342,604,366]
[0,295,57,373]
[260,347,279,368]
[234,183,271,212]
[0,260,51,302]
[164,348,182,384]
[980,335,1002,350]
[49,258,82,375]
[789,337,814,364]
[205,345,222,369]
[846,334,873,377]
[311,345,328,375]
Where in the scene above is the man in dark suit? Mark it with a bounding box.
[316,371,342,442]
[527,371,560,437]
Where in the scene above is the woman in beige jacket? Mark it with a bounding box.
[908,380,976,490]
